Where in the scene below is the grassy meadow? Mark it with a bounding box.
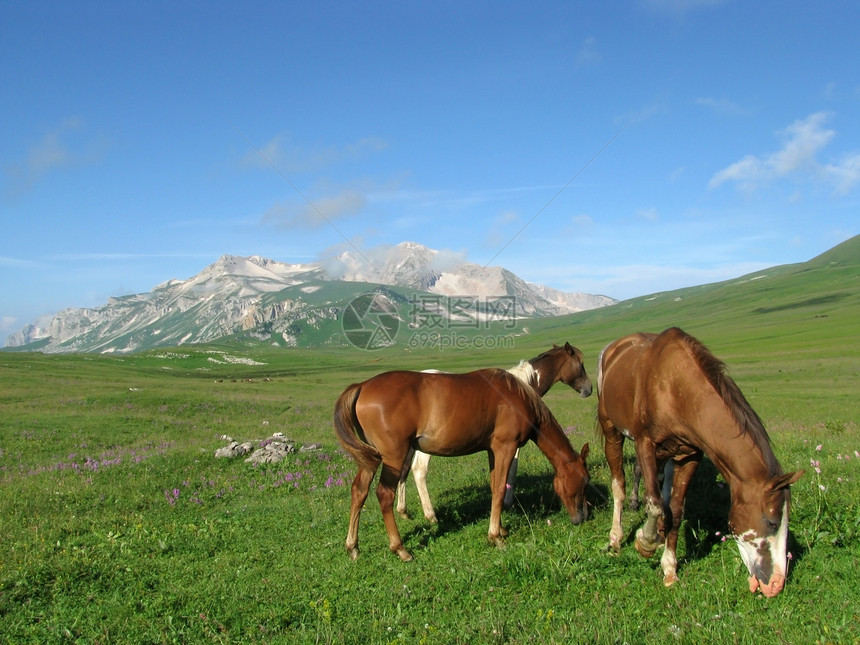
[1,241,859,644]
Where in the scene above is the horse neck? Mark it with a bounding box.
[695,395,778,488]
[532,416,578,469]
[527,354,562,396]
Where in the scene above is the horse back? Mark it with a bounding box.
[598,332,657,431]
[600,328,725,444]
[355,369,538,455]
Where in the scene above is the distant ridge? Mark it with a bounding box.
[803,234,860,269]
[5,242,615,353]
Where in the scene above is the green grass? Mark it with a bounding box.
[1,240,859,643]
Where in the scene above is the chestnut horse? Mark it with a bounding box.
[396,342,592,522]
[334,368,590,561]
[597,327,803,597]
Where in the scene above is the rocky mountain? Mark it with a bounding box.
[6,242,616,353]
[326,242,614,314]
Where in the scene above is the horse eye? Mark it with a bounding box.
[765,518,779,532]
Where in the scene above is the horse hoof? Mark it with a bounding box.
[606,541,621,555]
[425,515,438,524]
[634,537,657,559]
[487,535,506,549]
[347,546,359,560]
[663,572,680,587]
[500,526,509,538]
[635,543,656,558]
[634,528,662,558]
[395,548,413,562]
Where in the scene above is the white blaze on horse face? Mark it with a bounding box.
[734,500,790,589]
[734,529,763,580]
[770,499,791,579]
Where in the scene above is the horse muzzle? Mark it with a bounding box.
[737,537,787,597]
[569,501,590,525]
[572,378,593,398]
[749,572,786,597]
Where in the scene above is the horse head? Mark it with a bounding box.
[728,470,804,597]
[553,342,593,398]
[553,442,591,524]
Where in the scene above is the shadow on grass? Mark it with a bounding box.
[398,466,611,549]
[609,458,735,570]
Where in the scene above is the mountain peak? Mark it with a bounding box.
[5,242,615,352]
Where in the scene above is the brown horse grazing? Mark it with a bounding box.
[396,342,592,523]
[334,368,590,561]
[597,327,803,597]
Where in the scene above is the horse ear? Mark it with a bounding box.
[564,341,573,353]
[580,442,590,461]
[767,470,804,492]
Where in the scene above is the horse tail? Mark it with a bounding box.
[333,382,381,471]
[593,342,611,447]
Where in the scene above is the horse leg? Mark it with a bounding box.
[346,465,377,560]
[411,451,437,523]
[396,447,415,519]
[377,461,413,562]
[660,457,699,587]
[600,421,627,553]
[629,457,642,510]
[503,448,520,510]
[632,437,664,558]
[486,447,516,546]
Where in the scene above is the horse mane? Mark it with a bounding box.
[492,368,551,428]
[680,330,781,473]
[507,360,538,388]
[537,344,585,364]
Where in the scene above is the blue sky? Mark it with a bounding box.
[2,0,858,345]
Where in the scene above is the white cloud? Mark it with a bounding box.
[577,37,601,65]
[261,189,366,230]
[241,134,387,173]
[430,248,469,272]
[1,316,18,334]
[484,210,520,246]
[616,101,666,126]
[4,118,109,197]
[0,255,45,268]
[769,112,834,174]
[694,97,749,116]
[537,260,771,301]
[637,207,659,221]
[709,112,860,195]
[668,166,685,183]
[709,154,764,191]
[317,241,467,278]
[824,153,860,195]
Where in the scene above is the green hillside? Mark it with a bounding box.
[1,237,858,643]
[101,234,859,424]
[218,234,860,372]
